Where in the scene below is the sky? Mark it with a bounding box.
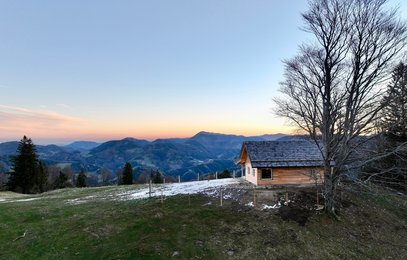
[0,0,406,144]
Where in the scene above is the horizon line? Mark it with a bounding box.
[0,131,291,146]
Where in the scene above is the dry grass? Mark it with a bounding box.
[0,184,406,259]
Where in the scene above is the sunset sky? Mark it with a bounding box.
[1,0,406,144]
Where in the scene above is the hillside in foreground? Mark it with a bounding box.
[0,179,406,259]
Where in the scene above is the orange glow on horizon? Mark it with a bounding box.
[0,105,295,143]
[1,125,295,144]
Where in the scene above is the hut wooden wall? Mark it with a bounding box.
[256,167,324,185]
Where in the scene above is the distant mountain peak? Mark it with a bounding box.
[194,131,217,136]
[65,141,101,151]
[121,137,150,145]
[122,137,137,141]
[193,131,244,138]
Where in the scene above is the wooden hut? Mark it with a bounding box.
[236,141,326,186]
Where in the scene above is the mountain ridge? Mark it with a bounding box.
[0,132,289,182]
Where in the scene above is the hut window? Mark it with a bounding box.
[261,169,272,179]
[252,168,255,176]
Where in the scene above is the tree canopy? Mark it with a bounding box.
[151,170,163,184]
[274,0,407,216]
[361,62,407,191]
[8,136,47,194]
[121,162,133,185]
[76,169,87,188]
[381,62,407,141]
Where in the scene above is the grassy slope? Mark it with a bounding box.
[0,185,406,259]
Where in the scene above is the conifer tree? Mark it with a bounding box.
[152,170,163,184]
[219,169,231,179]
[364,62,407,191]
[76,169,87,188]
[54,171,68,189]
[37,161,48,192]
[121,162,133,185]
[381,62,407,141]
[8,136,44,194]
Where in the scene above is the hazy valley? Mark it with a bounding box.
[0,132,287,183]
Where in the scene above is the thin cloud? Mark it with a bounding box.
[56,103,72,109]
[0,105,88,139]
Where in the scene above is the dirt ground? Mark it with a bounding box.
[202,184,324,226]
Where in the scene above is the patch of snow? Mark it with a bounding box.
[14,198,39,202]
[66,198,86,205]
[66,199,85,205]
[223,194,232,200]
[118,178,241,201]
[66,195,98,205]
[62,178,243,205]
[261,202,281,210]
[201,189,236,201]
[202,189,218,197]
[245,201,254,207]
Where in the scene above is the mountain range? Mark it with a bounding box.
[0,131,287,182]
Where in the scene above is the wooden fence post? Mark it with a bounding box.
[178,175,181,183]
[253,188,257,208]
[233,170,235,178]
[197,173,200,181]
[220,189,223,207]
[161,189,164,204]
[216,171,218,179]
[149,180,152,198]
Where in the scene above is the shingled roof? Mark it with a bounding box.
[240,141,325,168]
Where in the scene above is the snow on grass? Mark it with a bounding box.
[245,201,254,207]
[0,191,32,203]
[66,195,98,205]
[0,191,27,198]
[14,198,40,202]
[0,197,40,203]
[1,178,244,205]
[261,202,281,210]
[118,178,242,201]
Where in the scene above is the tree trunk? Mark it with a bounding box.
[324,165,336,216]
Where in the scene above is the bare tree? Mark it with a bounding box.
[100,167,112,186]
[116,168,123,185]
[46,165,61,187]
[0,162,8,191]
[308,168,323,205]
[137,173,147,184]
[274,0,407,216]
[46,165,75,189]
[61,165,75,187]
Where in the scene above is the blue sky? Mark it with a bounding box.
[0,0,406,144]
